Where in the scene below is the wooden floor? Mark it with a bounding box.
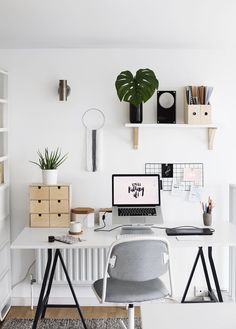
[0,306,140,327]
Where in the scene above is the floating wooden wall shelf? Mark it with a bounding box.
[125,123,217,150]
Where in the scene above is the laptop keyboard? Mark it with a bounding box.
[118,207,156,217]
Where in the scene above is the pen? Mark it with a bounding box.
[201,198,214,214]
[201,202,204,212]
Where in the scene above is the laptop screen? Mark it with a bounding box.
[112,174,161,206]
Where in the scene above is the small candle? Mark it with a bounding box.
[70,221,82,233]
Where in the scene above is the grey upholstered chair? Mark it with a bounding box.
[93,236,173,329]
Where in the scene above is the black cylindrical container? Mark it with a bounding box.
[129,103,143,123]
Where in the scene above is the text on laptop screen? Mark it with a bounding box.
[112,175,160,206]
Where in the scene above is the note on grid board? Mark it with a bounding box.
[145,163,204,191]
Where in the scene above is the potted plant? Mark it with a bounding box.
[30,147,68,185]
[115,68,159,123]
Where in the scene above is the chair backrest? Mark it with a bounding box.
[107,237,170,282]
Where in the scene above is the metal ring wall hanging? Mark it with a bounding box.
[82,108,105,172]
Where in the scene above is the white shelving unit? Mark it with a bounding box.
[0,68,11,321]
[125,123,217,150]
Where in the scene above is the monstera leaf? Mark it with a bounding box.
[115,68,159,107]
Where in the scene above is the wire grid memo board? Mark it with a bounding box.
[145,163,204,191]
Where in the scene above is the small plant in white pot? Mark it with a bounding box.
[30,148,68,185]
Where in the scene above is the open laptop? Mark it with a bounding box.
[112,174,163,225]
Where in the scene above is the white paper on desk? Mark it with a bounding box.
[183,168,202,185]
[176,236,203,241]
[188,185,203,202]
[171,179,185,198]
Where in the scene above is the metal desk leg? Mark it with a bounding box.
[41,250,60,318]
[181,247,201,303]
[58,250,88,329]
[32,249,52,329]
[199,248,218,302]
[208,246,223,302]
[182,247,223,303]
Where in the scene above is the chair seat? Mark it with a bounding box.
[93,277,169,303]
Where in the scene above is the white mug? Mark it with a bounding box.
[70,221,82,233]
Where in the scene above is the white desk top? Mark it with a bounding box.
[11,221,236,250]
[141,303,236,329]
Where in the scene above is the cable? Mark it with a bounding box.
[94,211,123,232]
[12,260,36,289]
[94,211,107,231]
[153,225,215,233]
[152,225,171,230]
[94,214,215,234]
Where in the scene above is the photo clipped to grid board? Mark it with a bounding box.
[145,163,203,191]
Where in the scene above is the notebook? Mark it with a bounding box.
[112,174,163,225]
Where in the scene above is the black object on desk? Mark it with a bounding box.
[166,227,214,236]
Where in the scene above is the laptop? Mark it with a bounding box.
[112,174,163,225]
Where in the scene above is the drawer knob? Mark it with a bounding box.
[58,186,61,189]
[38,186,41,189]
[38,200,41,203]
[58,200,61,203]
[58,214,61,217]
[39,214,42,217]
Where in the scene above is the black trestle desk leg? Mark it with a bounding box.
[57,250,88,329]
[41,249,60,318]
[199,248,218,302]
[208,247,223,302]
[32,249,52,329]
[181,247,201,303]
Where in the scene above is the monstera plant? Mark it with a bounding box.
[115,68,159,123]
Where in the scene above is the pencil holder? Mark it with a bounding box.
[203,213,212,226]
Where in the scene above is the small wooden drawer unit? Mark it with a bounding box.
[50,186,69,200]
[50,199,69,213]
[29,186,49,200]
[50,214,70,227]
[29,184,71,228]
[30,214,50,227]
[30,200,49,214]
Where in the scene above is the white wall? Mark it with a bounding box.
[0,48,235,302]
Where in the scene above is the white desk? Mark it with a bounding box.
[11,222,236,329]
[11,221,236,250]
[141,303,236,329]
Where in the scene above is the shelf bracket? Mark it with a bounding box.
[208,127,217,150]
[133,127,139,149]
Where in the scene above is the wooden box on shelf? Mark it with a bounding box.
[200,105,212,124]
[185,104,212,124]
[29,184,71,228]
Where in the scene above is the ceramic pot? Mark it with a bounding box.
[129,103,143,123]
[203,213,212,226]
[42,169,58,185]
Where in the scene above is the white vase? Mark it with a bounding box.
[42,169,58,185]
